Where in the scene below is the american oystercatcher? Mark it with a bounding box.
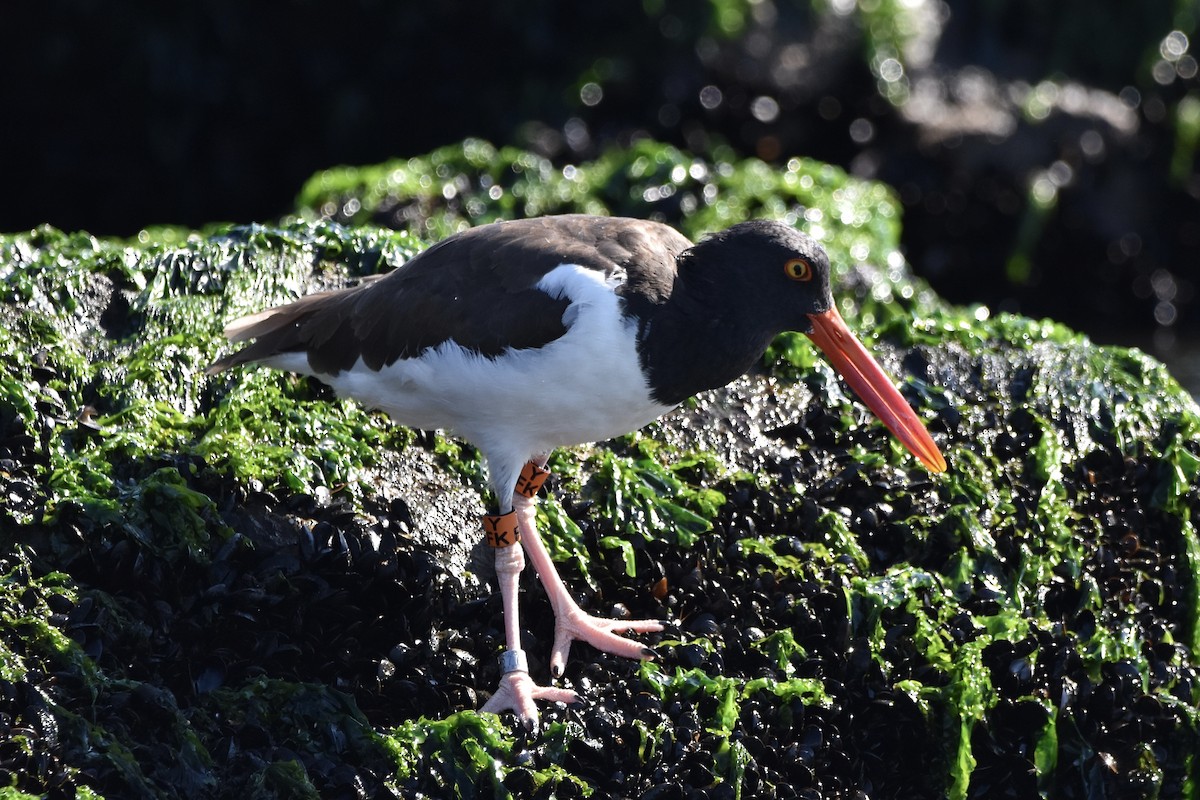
[208,214,946,727]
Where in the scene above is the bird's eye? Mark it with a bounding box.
[784,257,812,281]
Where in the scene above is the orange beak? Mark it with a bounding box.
[805,307,947,473]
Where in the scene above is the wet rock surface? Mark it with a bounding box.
[2,154,1199,797]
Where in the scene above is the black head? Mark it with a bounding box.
[683,220,834,334]
[648,218,947,473]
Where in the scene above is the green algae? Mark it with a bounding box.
[197,678,384,797]
[384,711,592,798]
[0,553,86,683]
[834,314,1200,797]
[535,494,597,591]
[636,661,830,795]
[0,551,105,794]
[2,138,1199,796]
[750,629,808,676]
[1,221,424,526]
[588,442,727,576]
[534,440,732,586]
[853,566,1029,800]
[639,662,830,734]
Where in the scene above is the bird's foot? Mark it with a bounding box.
[549,603,666,677]
[479,649,577,730]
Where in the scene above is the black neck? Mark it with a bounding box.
[631,270,778,406]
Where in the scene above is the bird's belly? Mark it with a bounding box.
[309,264,675,454]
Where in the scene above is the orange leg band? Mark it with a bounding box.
[482,510,521,548]
[514,461,550,498]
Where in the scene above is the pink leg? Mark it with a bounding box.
[512,465,665,678]
[478,511,575,729]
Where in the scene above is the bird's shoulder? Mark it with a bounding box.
[392,214,691,292]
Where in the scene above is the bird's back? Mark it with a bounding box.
[208,215,691,377]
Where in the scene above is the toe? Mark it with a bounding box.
[531,684,579,706]
[515,695,540,731]
[603,618,667,635]
[550,632,573,678]
[558,610,657,661]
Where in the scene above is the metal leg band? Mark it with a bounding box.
[499,649,529,675]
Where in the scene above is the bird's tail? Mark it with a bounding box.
[206,287,347,375]
[206,274,387,376]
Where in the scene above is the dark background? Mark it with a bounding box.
[4,0,1198,389]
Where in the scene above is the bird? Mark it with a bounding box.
[207,214,947,728]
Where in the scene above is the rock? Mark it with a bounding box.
[1,142,1197,798]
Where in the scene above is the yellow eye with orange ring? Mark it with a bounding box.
[784,257,812,281]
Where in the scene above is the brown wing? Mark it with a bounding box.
[206,215,692,376]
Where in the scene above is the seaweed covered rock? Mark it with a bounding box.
[1,141,1198,798]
